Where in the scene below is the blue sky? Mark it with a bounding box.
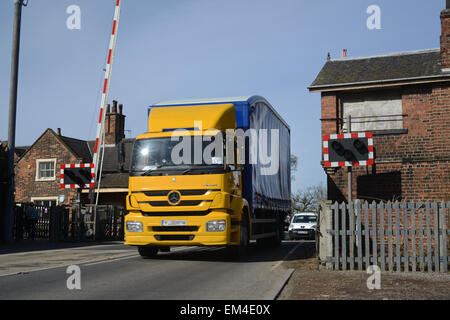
[0,0,444,192]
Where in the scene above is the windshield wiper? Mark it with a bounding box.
[141,165,163,176]
[181,165,219,175]
[182,168,195,175]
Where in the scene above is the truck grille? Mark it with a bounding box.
[148,200,207,207]
[141,210,211,217]
[135,189,219,197]
[152,226,199,232]
[154,235,195,241]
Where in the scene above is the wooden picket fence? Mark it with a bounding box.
[318,201,449,272]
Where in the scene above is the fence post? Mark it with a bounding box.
[356,201,363,271]
[372,201,379,269]
[410,202,417,272]
[49,206,54,242]
[439,202,447,272]
[425,202,432,273]
[433,202,439,272]
[319,200,333,270]
[349,201,355,270]
[379,201,386,271]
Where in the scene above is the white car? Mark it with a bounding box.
[288,212,318,240]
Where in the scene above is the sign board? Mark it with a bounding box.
[323,132,374,167]
[60,163,95,189]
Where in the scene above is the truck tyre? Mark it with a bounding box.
[138,246,159,258]
[229,215,249,259]
[267,216,282,247]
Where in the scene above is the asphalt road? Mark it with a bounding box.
[0,241,312,300]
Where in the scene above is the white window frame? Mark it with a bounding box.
[35,158,57,182]
[31,196,59,206]
[342,93,403,133]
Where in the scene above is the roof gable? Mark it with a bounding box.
[17,129,90,164]
[309,49,450,91]
[59,136,92,162]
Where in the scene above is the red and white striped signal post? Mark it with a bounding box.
[90,0,122,202]
[322,115,375,202]
[61,1,122,205]
[322,132,374,168]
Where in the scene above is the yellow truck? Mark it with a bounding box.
[124,96,291,257]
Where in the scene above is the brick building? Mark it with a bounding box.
[309,4,450,202]
[14,101,134,207]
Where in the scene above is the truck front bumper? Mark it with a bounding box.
[124,211,231,246]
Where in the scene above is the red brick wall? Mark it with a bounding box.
[322,83,450,202]
[321,93,340,134]
[15,130,79,204]
[441,8,450,70]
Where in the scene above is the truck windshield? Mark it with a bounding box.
[130,136,225,176]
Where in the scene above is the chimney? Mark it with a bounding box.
[105,101,126,145]
[57,128,61,136]
[342,49,347,58]
[112,100,118,113]
[440,2,450,71]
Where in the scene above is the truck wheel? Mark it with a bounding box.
[268,216,282,247]
[138,246,159,258]
[229,217,249,259]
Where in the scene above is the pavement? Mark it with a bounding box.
[0,240,307,300]
[278,247,450,300]
[0,240,121,255]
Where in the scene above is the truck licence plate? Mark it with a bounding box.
[297,231,308,234]
[162,220,187,226]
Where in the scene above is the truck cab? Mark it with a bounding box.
[124,96,290,258]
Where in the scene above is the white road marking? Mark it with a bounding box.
[0,253,136,278]
[82,246,193,266]
[0,246,200,277]
[271,242,302,271]
[82,254,138,266]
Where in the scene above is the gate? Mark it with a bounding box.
[85,205,124,241]
[318,200,450,272]
[14,203,124,242]
[14,204,72,241]
[67,204,124,241]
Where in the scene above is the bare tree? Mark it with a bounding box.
[290,154,298,181]
[291,184,326,215]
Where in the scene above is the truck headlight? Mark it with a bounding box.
[126,221,143,233]
[206,220,226,232]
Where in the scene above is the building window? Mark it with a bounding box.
[31,197,58,206]
[342,92,404,132]
[36,159,56,181]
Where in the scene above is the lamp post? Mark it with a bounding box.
[3,0,27,242]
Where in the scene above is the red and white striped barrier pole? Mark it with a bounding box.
[89,0,122,201]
